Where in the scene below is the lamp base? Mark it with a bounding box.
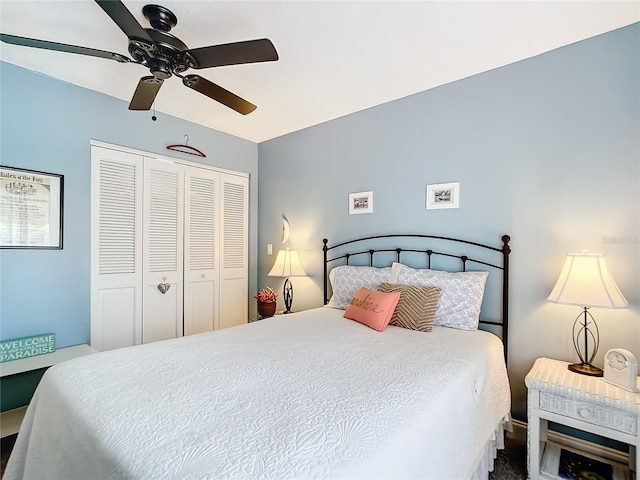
[283,278,293,315]
[568,362,603,377]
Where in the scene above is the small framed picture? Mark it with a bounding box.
[426,182,459,210]
[349,191,373,215]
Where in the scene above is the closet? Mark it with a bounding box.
[90,142,248,351]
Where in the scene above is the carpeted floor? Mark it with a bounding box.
[1,432,527,479]
[490,434,528,479]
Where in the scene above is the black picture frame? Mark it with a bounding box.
[0,166,64,249]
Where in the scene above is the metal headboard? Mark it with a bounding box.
[322,234,512,361]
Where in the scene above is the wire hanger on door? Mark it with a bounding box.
[167,134,206,158]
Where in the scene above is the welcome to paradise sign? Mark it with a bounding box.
[0,334,56,363]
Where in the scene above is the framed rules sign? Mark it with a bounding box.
[1,166,64,249]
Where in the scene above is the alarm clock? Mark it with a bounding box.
[603,348,639,392]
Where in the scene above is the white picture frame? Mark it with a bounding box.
[426,182,460,210]
[348,191,373,215]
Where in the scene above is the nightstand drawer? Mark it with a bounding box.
[539,391,637,435]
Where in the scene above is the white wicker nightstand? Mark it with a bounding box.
[526,357,640,479]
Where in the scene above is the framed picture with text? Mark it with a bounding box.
[0,166,64,249]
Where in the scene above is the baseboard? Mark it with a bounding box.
[511,419,630,466]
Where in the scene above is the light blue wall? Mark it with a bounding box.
[0,61,259,347]
[258,24,640,421]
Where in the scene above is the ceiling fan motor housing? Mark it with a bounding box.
[128,28,191,77]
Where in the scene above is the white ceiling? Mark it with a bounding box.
[1,1,638,143]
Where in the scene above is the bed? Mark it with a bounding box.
[5,233,512,480]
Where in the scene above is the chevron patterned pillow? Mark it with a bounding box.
[379,283,442,332]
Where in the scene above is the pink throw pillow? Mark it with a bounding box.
[343,287,401,331]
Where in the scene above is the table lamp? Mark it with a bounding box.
[268,248,307,313]
[548,251,628,376]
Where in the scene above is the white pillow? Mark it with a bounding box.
[325,265,392,310]
[388,262,488,330]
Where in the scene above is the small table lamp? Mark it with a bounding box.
[548,252,628,376]
[268,248,307,314]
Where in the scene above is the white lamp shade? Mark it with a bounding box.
[267,249,307,277]
[548,253,628,308]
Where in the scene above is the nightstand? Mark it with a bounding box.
[526,357,640,479]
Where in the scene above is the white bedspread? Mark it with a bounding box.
[5,308,511,480]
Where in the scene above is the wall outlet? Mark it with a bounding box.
[267,243,272,255]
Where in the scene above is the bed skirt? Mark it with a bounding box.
[470,414,513,480]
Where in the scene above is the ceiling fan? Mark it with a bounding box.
[0,1,278,115]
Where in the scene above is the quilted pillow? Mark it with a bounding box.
[325,265,392,309]
[343,287,401,332]
[388,263,488,331]
[378,283,442,332]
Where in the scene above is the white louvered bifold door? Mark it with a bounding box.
[142,158,184,343]
[219,173,248,329]
[91,146,143,351]
[184,167,220,334]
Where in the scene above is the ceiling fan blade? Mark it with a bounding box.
[129,76,163,110]
[0,33,130,63]
[182,75,256,115]
[95,0,154,46]
[187,39,278,69]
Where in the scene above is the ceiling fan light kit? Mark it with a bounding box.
[0,1,278,115]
